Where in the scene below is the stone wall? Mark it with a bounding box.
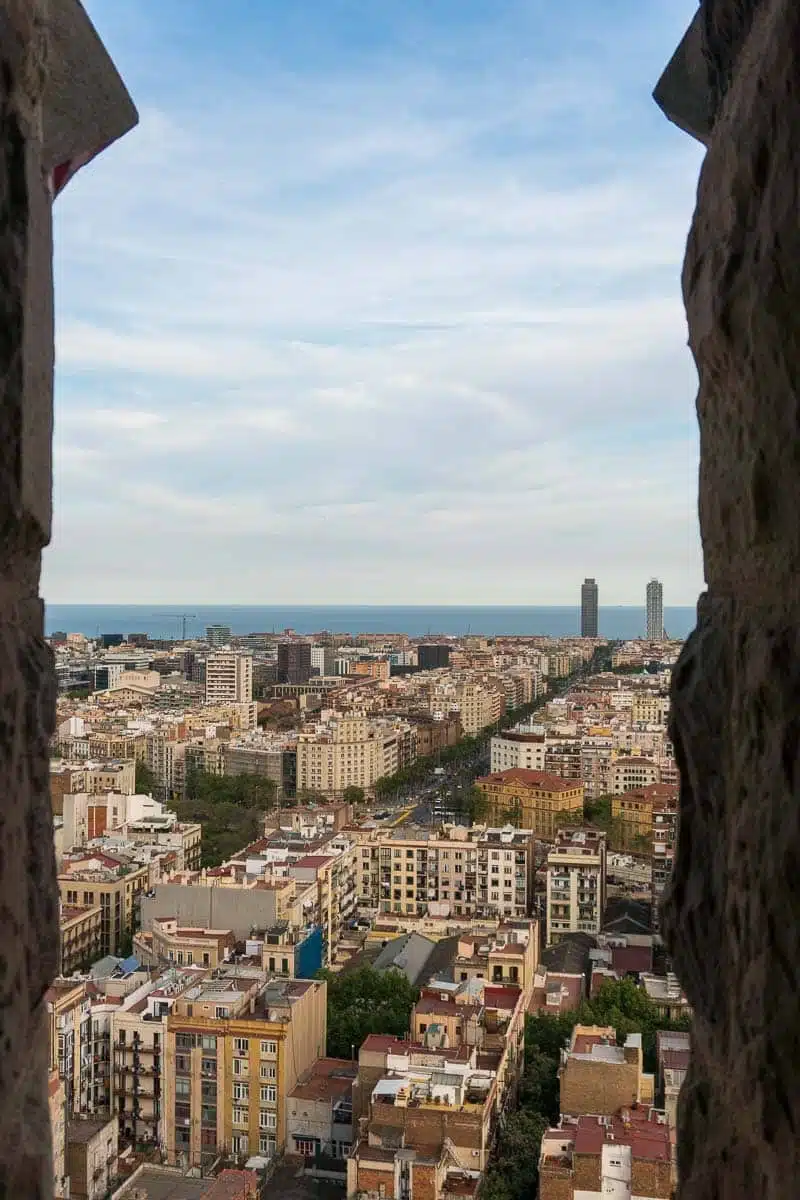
[662,0,800,1197]
[0,2,59,1196]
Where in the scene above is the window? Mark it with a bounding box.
[175,1077,190,1096]
[232,1135,248,1156]
[234,1038,249,1056]
[260,1064,277,1080]
[260,1040,277,1057]
[232,1058,248,1077]
[201,1036,216,1051]
[203,952,210,966]
[233,1082,249,1101]
[260,1084,277,1103]
[215,1007,229,1019]
[259,1110,277,1130]
[201,1058,217,1077]
[232,1106,248,1126]
[175,1054,190,1074]
[294,1137,316,1157]
[259,1134,277,1156]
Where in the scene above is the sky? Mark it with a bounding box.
[47,0,704,606]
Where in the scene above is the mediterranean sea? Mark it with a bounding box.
[44,604,697,642]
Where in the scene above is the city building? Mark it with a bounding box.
[205,652,253,705]
[277,642,312,685]
[538,1107,672,1200]
[656,1031,690,1132]
[286,1057,356,1162]
[207,625,232,646]
[311,645,337,677]
[357,824,537,919]
[296,715,399,798]
[489,730,546,773]
[66,1115,118,1200]
[646,579,664,641]
[59,900,103,975]
[546,829,607,943]
[59,854,150,956]
[611,782,678,850]
[417,643,451,671]
[164,973,326,1166]
[610,756,661,794]
[558,1025,654,1117]
[651,801,678,925]
[475,769,584,838]
[581,579,599,638]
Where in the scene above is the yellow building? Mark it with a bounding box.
[59,901,103,975]
[46,979,92,1115]
[612,783,679,849]
[49,1068,67,1198]
[59,853,149,956]
[475,769,584,839]
[164,973,326,1167]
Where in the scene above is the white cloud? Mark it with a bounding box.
[45,0,704,605]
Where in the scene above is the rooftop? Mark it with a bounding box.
[477,769,579,791]
[290,1057,357,1102]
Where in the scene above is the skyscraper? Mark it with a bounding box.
[581,578,599,638]
[646,579,664,640]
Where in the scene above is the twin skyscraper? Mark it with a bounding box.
[580,577,664,639]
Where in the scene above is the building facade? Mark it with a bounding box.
[277,643,312,685]
[475,769,584,839]
[546,829,607,943]
[645,579,664,641]
[580,579,599,639]
[205,653,253,704]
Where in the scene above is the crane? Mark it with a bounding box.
[152,612,197,642]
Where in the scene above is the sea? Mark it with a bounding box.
[44,604,698,642]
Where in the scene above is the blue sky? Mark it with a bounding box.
[47,0,704,605]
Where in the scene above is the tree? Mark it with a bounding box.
[135,760,159,794]
[318,966,418,1059]
[342,785,365,805]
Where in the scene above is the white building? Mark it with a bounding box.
[546,828,607,944]
[205,651,253,704]
[490,731,547,773]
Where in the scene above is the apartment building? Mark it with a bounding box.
[631,695,669,725]
[66,1115,119,1200]
[489,731,546,773]
[47,979,93,1116]
[404,714,462,758]
[558,1025,654,1117]
[356,825,536,919]
[475,769,584,838]
[205,653,254,704]
[538,1107,672,1200]
[453,681,504,735]
[286,1057,357,1162]
[59,853,150,956]
[351,658,391,681]
[50,1068,67,1197]
[164,972,326,1166]
[296,715,399,797]
[349,962,531,1200]
[60,901,103,975]
[610,757,661,794]
[543,740,584,781]
[611,782,678,850]
[546,829,607,944]
[656,1031,690,1132]
[223,740,297,800]
[651,801,678,925]
[278,642,312,684]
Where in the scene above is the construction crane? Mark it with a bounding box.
[152,612,197,642]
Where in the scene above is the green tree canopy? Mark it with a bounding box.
[318,966,418,1059]
[342,785,365,805]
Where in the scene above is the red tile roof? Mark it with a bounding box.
[477,769,579,791]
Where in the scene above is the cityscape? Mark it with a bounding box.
[46,574,687,1200]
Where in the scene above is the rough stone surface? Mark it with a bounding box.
[0,3,58,1198]
[663,1,800,1196]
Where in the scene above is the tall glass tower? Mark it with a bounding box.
[646,579,664,640]
[581,578,599,638]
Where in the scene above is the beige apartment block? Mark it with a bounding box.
[490,731,546,773]
[631,695,670,725]
[143,915,236,968]
[610,756,661,794]
[296,715,398,797]
[49,1068,67,1198]
[164,974,326,1167]
[357,825,536,920]
[47,979,93,1116]
[83,760,136,795]
[108,670,161,694]
[476,769,584,838]
[205,652,254,705]
[60,901,103,975]
[59,855,150,956]
[546,829,607,943]
[66,1115,118,1200]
